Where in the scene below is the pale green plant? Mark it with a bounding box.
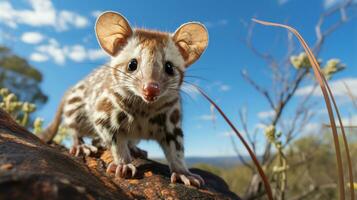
[290,52,345,80]
[322,59,345,80]
[53,126,70,144]
[0,87,43,131]
[290,52,310,69]
[33,118,43,135]
[264,125,289,199]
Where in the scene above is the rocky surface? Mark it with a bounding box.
[0,109,240,200]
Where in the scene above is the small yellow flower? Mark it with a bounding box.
[0,88,9,96]
[322,59,345,79]
[273,165,289,173]
[22,102,36,113]
[264,125,276,142]
[5,93,17,102]
[346,182,357,190]
[290,52,310,69]
[33,118,44,135]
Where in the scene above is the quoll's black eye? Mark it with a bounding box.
[128,59,138,72]
[164,61,174,76]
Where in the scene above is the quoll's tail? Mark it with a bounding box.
[39,96,66,143]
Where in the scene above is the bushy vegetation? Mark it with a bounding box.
[195,132,357,199]
[0,44,47,130]
[0,86,70,144]
[0,46,47,106]
[0,87,42,132]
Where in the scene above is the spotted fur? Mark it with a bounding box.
[42,11,208,187]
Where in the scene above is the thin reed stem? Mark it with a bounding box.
[193,85,274,200]
[252,18,354,200]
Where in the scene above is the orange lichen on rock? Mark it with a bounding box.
[100,149,113,163]
[129,179,139,184]
[0,163,13,171]
[145,171,153,177]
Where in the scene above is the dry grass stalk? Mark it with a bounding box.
[195,87,274,200]
[252,18,354,200]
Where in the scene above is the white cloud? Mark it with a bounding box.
[91,10,102,18]
[57,10,88,31]
[295,86,315,96]
[258,110,275,120]
[296,78,357,98]
[197,114,216,121]
[318,115,357,134]
[204,19,228,28]
[323,0,342,9]
[88,49,107,60]
[278,0,354,10]
[0,0,88,31]
[278,0,290,5]
[323,0,357,9]
[341,115,357,126]
[219,131,235,137]
[30,52,48,62]
[255,123,267,130]
[322,115,357,128]
[82,34,93,43]
[65,45,87,62]
[219,84,231,92]
[181,83,200,98]
[33,39,108,65]
[301,123,321,135]
[21,32,45,44]
[181,81,230,98]
[36,39,66,64]
[206,81,231,92]
[195,124,203,129]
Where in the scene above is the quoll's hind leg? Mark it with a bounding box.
[69,131,98,156]
[159,127,205,188]
[128,140,148,159]
[63,91,97,156]
[106,135,137,178]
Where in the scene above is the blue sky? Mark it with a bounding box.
[0,0,356,158]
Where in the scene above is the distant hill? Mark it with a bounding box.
[154,156,249,168]
[185,156,243,168]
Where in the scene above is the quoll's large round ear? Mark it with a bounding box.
[173,22,208,67]
[95,11,133,56]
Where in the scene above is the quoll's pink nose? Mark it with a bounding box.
[143,82,160,101]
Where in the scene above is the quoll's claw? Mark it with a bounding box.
[170,172,205,188]
[106,162,137,178]
[69,144,98,156]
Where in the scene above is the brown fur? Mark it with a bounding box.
[134,29,169,44]
[170,109,180,125]
[135,29,168,67]
[96,98,114,113]
[157,97,179,111]
[64,105,84,117]
[67,97,82,104]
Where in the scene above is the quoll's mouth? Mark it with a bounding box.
[142,82,160,103]
[143,95,158,102]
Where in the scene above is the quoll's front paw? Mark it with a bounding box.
[171,171,205,188]
[106,162,137,178]
[69,144,98,156]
